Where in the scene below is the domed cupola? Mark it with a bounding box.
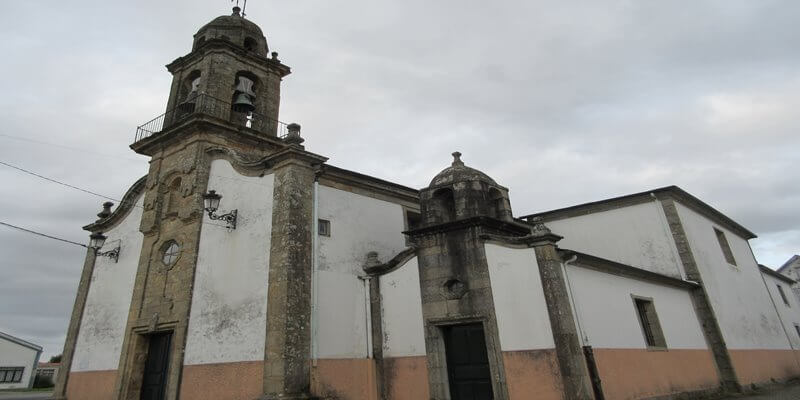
[193,6,269,57]
[420,152,514,226]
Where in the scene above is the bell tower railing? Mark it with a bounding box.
[134,93,289,144]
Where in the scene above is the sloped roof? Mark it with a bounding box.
[777,255,800,274]
[521,185,757,240]
[0,331,42,352]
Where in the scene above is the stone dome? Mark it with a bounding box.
[429,152,498,189]
[193,7,269,57]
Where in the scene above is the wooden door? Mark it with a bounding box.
[444,324,493,400]
[140,332,172,400]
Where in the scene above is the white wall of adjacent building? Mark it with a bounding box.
[380,257,426,358]
[0,336,41,389]
[484,244,554,351]
[565,264,707,350]
[675,202,790,350]
[71,195,144,372]
[546,201,684,279]
[314,185,409,359]
[184,159,274,365]
[761,272,800,349]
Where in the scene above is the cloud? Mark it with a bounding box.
[0,0,798,358]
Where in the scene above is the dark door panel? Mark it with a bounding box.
[444,323,493,400]
[140,332,172,400]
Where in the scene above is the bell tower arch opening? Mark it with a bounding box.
[429,188,456,224]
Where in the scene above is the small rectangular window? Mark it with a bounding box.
[778,285,791,307]
[714,228,737,266]
[633,296,667,349]
[318,219,330,237]
[0,367,24,383]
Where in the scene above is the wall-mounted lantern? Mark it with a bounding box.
[89,232,120,263]
[203,190,238,230]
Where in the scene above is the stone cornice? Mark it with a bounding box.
[406,216,531,238]
[559,249,699,290]
[261,145,328,169]
[83,176,147,232]
[362,248,417,276]
[166,39,291,77]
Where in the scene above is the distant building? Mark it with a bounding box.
[52,6,800,400]
[0,331,42,390]
[36,362,60,384]
[777,255,800,303]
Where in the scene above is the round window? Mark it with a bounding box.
[162,242,181,266]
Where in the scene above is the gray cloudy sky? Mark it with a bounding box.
[1,0,798,358]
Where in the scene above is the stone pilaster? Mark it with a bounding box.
[532,239,594,400]
[261,152,319,399]
[660,197,740,393]
[51,247,96,400]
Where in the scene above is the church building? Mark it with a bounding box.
[52,7,800,400]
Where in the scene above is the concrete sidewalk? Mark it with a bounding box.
[0,391,52,400]
[723,384,800,399]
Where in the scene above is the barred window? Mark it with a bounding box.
[0,367,24,383]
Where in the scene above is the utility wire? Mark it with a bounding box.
[0,133,143,162]
[0,221,87,248]
[0,160,123,203]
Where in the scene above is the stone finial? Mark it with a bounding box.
[271,51,280,61]
[452,151,464,166]
[232,6,242,16]
[529,216,552,236]
[97,201,114,219]
[284,123,305,145]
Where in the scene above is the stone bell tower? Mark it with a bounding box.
[98,6,319,400]
[161,5,290,136]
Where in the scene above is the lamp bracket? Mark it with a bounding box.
[97,245,121,263]
[207,209,238,230]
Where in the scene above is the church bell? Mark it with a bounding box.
[232,92,255,113]
[232,76,256,113]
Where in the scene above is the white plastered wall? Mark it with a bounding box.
[565,265,707,349]
[381,257,426,358]
[547,201,684,279]
[761,273,800,349]
[675,203,790,350]
[71,195,144,372]
[0,338,40,389]
[315,185,408,359]
[484,244,554,351]
[184,159,274,365]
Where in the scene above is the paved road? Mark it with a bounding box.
[0,392,52,400]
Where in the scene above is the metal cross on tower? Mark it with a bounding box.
[231,0,247,16]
